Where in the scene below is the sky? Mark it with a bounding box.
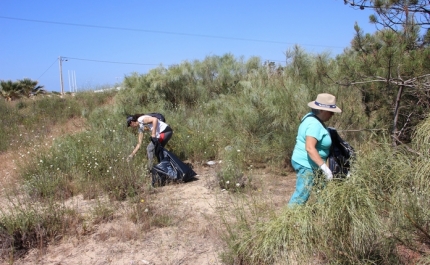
[0,0,377,93]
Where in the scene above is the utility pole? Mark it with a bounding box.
[59,56,68,95]
[73,70,77,92]
[68,70,71,93]
[59,56,64,95]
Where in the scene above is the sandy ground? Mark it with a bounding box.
[0,118,296,265]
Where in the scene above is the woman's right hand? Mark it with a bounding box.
[319,163,333,180]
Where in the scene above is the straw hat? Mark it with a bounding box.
[307,93,342,113]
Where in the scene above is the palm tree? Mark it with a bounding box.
[18,78,44,97]
[0,80,21,101]
[0,79,45,100]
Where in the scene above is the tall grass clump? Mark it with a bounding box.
[0,201,83,262]
[217,147,246,191]
[388,116,430,263]
[220,132,430,264]
[0,99,19,152]
[21,107,147,201]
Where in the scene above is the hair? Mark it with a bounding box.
[127,113,145,127]
[130,114,145,122]
[311,108,321,115]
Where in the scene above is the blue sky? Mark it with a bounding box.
[0,0,376,93]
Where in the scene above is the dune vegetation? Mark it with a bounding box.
[1,4,430,263]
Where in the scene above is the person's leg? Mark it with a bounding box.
[160,130,173,147]
[146,141,155,171]
[288,161,314,206]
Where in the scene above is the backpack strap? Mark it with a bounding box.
[300,113,326,128]
[301,113,333,154]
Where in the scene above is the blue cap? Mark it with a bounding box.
[126,116,133,127]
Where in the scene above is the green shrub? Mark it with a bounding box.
[217,147,246,191]
[0,202,83,261]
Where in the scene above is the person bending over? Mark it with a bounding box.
[126,114,173,170]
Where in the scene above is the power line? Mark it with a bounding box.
[36,54,287,89]
[37,58,58,80]
[64,57,160,66]
[37,55,286,85]
[0,16,345,49]
[65,56,286,65]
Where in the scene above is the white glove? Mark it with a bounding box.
[320,163,333,180]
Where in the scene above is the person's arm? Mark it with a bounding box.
[151,118,158,138]
[305,136,333,180]
[129,132,143,158]
[142,116,158,138]
[305,136,325,166]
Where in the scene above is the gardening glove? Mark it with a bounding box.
[126,154,134,162]
[320,163,333,181]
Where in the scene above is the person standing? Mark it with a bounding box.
[288,93,342,206]
[126,114,173,170]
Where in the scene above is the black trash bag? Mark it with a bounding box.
[151,146,197,187]
[327,127,355,178]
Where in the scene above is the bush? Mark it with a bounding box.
[0,202,83,261]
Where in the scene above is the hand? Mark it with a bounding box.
[127,154,134,162]
[320,163,333,180]
[150,137,159,145]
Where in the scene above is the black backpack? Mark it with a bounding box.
[301,115,355,177]
[146,113,166,123]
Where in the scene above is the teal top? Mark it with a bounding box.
[291,113,332,169]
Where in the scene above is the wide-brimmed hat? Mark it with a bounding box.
[307,93,342,113]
